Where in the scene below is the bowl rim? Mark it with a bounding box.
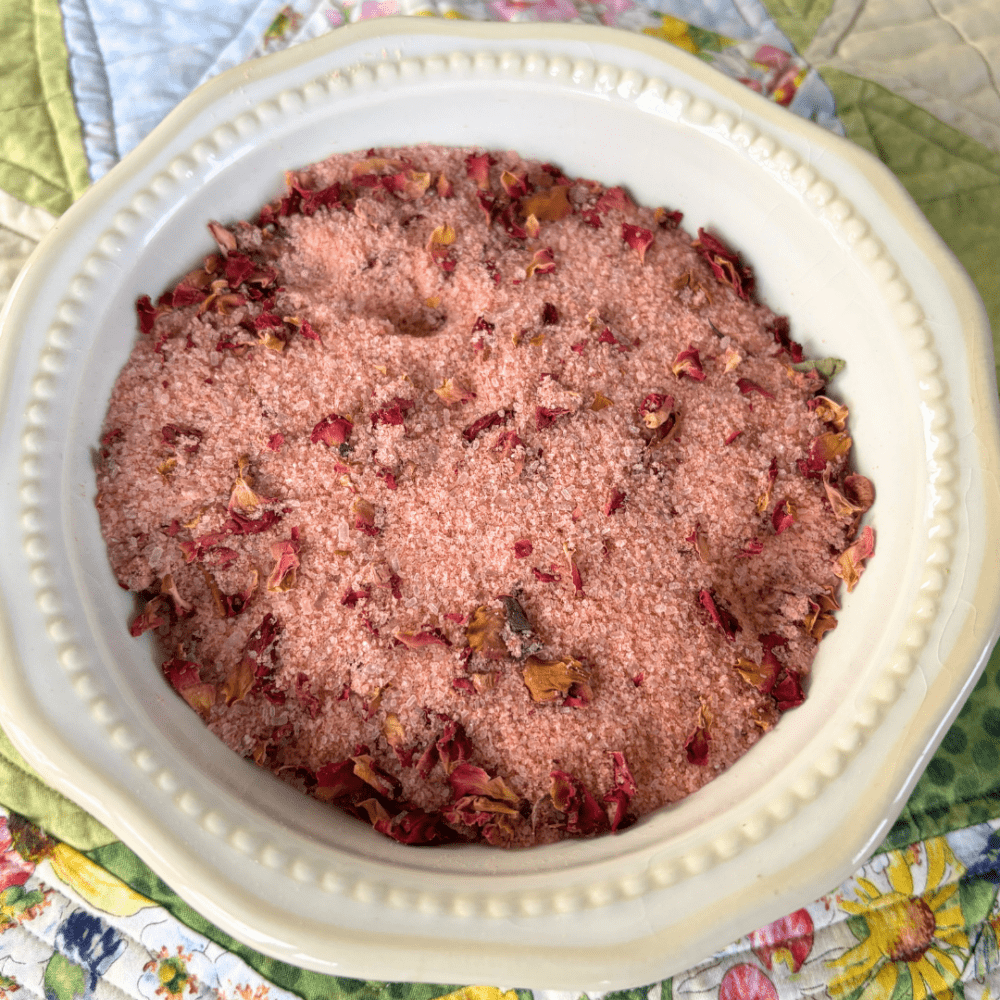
[2,16,999,990]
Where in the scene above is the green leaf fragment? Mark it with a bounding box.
[791,357,845,378]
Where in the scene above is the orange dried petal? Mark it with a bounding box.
[809,395,849,432]
[466,605,507,660]
[522,655,588,704]
[591,391,614,411]
[521,186,571,222]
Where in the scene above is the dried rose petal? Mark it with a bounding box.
[229,456,274,514]
[736,378,775,399]
[602,751,637,832]
[843,474,875,512]
[465,152,494,189]
[772,670,805,711]
[756,457,779,514]
[436,173,454,198]
[427,223,457,271]
[590,391,613,411]
[157,456,177,480]
[500,170,527,199]
[672,345,706,382]
[130,595,169,637]
[736,654,780,694]
[521,186,571,222]
[352,497,379,536]
[532,566,560,583]
[371,397,414,428]
[394,629,450,650]
[809,395,849,432]
[685,523,710,563]
[772,499,796,535]
[604,490,626,516]
[513,539,533,559]
[266,433,284,452]
[594,187,633,213]
[685,705,711,765]
[834,525,875,592]
[693,228,755,301]
[699,589,741,641]
[535,406,570,431]
[267,530,301,593]
[523,655,589,704]
[160,573,193,617]
[525,247,556,279]
[622,223,654,263]
[563,544,584,598]
[723,346,742,373]
[447,762,521,807]
[639,392,675,430]
[463,410,506,443]
[654,206,683,228]
[434,378,477,405]
[550,770,608,837]
[737,538,764,558]
[466,605,508,661]
[597,327,631,352]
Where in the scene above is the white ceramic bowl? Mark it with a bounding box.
[1,19,999,990]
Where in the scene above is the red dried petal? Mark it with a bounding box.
[525,247,556,279]
[513,539,533,558]
[161,424,203,454]
[267,532,301,593]
[532,567,560,583]
[136,295,157,334]
[542,302,559,325]
[671,345,706,382]
[535,406,570,431]
[371,397,414,428]
[724,429,743,445]
[772,670,805,711]
[685,721,711,765]
[834,525,875,592]
[621,223,654,263]
[736,378,775,399]
[462,410,507,443]
[266,433,284,452]
[571,339,587,354]
[737,538,764,558]
[594,187,634,213]
[604,490,626,516]
[130,595,169,637]
[698,589,741,641]
[603,751,637,832]
[340,587,370,608]
[549,770,608,836]
[693,228,755,301]
[655,207,683,228]
[465,152,494,189]
[597,327,631,352]
[772,499,796,535]
[394,629,450,650]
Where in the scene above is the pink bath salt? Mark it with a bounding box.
[96,145,872,848]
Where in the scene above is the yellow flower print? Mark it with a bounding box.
[432,989,519,1000]
[827,838,970,1000]
[643,16,698,55]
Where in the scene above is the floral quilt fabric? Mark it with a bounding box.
[5,804,1000,1000]
[1,0,1000,997]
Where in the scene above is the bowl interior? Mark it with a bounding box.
[58,50,925,875]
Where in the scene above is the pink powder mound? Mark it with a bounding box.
[96,146,875,847]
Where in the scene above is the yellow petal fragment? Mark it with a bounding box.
[466,605,507,660]
[812,395,849,432]
[427,223,456,249]
[434,377,477,405]
[230,456,264,514]
[591,391,614,411]
[157,456,177,480]
[522,655,588,703]
[521,186,571,222]
[524,213,540,238]
[383,712,405,748]
[723,346,742,373]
